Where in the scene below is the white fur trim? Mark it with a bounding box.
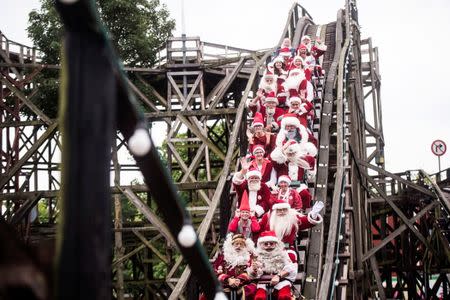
[298,124,309,145]
[316,43,327,51]
[277,92,288,97]
[273,56,284,63]
[281,116,301,129]
[255,205,265,217]
[232,172,245,185]
[297,183,309,192]
[299,103,308,114]
[270,146,287,164]
[258,235,278,244]
[249,191,257,209]
[278,175,291,185]
[307,168,317,182]
[246,170,262,179]
[287,96,301,107]
[301,35,311,42]
[306,81,314,101]
[288,162,299,181]
[272,202,291,210]
[302,142,318,157]
[308,211,323,224]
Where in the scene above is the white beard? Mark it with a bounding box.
[255,246,289,274]
[266,107,275,115]
[259,81,277,92]
[223,245,251,269]
[248,181,261,191]
[270,210,299,240]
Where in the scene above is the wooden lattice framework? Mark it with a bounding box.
[2,1,450,299]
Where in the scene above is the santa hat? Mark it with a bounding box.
[239,191,251,211]
[287,89,301,107]
[263,70,276,80]
[298,44,307,51]
[246,168,262,180]
[252,145,265,155]
[279,47,292,57]
[302,141,318,157]
[257,231,279,244]
[273,56,284,64]
[301,35,311,42]
[278,175,292,185]
[292,56,303,65]
[272,199,291,210]
[280,113,301,129]
[252,112,264,127]
[302,155,316,170]
[264,91,278,104]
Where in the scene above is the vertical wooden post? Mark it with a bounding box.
[113,142,125,300]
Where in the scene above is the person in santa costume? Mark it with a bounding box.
[259,201,323,249]
[274,113,309,148]
[285,66,314,103]
[278,47,293,69]
[232,166,272,218]
[311,38,327,78]
[285,89,313,128]
[296,44,316,81]
[274,37,296,58]
[301,35,313,52]
[270,175,302,211]
[247,112,276,156]
[213,233,257,299]
[228,191,261,240]
[273,56,288,80]
[247,91,284,133]
[247,145,276,185]
[248,231,297,300]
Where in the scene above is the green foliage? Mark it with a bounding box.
[27,0,175,118]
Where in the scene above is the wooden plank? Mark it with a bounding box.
[0,122,58,189]
[357,160,434,197]
[362,201,437,261]
[121,187,176,246]
[1,76,52,125]
[369,256,386,300]
[132,229,169,264]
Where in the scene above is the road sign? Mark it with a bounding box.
[431,140,446,157]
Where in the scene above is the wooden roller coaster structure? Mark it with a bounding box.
[1,0,450,299]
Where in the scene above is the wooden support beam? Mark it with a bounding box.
[132,229,169,264]
[357,160,434,197]
[0,122,58,190]
[369,256,386,300]
[1,76,52,125]
[362,201,437,261]
[121,187,176,246]
[145,108,237,120]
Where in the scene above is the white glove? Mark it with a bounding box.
[310,201,324,219]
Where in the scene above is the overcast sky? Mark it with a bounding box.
[1,0,450,175]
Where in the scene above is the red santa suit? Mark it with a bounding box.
[249,152,276,185]
[270,175,302,210]
[284,89,313,127]
[232,169,272,217]
[248,112,276,156]
[228,191,260,240]
[248,231,298,300]
[258,203,322,246]
[213,235,257,298]
[248,91,284,130]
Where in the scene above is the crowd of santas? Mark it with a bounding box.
[209,36,327,299]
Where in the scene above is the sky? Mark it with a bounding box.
[1,0,450,176]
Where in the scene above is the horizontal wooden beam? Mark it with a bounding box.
[145,108,236,120]
[0,181,218,200]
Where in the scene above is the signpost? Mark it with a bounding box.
[431,140,447,172]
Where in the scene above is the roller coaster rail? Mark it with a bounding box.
[2,0,450,299]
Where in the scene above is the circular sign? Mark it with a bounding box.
[431,140,447,156]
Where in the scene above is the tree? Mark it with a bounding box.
[27,0,175,118]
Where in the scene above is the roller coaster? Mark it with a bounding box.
[1,0,450,299]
